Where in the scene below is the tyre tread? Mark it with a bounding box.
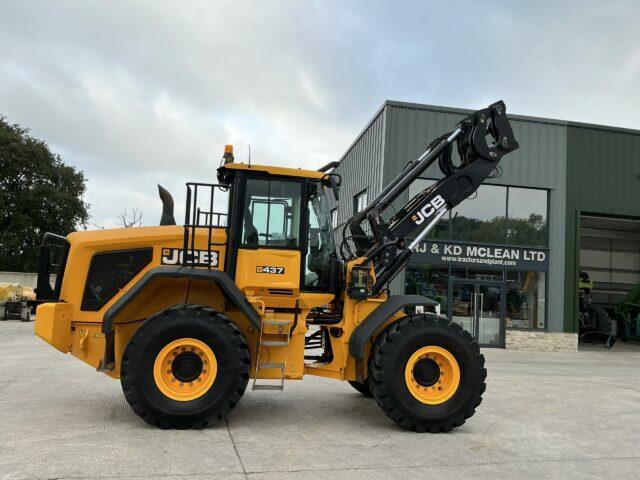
[369,313,486,433]
[120,304,250,429]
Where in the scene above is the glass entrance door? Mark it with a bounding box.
[450,282,476,338]
[449,280,505,347]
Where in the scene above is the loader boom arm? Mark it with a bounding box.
[341,100,519,295]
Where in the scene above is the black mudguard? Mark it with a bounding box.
[99,266,260,371]
[348,295,439,382]
[102,266,260,334]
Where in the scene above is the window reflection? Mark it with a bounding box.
[406,181,548,247]
[507,188,548,247]
[506,270,546,329]
[405,266,449,313]
[467,268,503,282]
[451,185,507,243]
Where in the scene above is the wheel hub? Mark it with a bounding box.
[413,357,440,387]
[171,351,203,383]
[404,345,461,405]
[153,338,218,402]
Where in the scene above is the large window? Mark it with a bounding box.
[353,189,368,214]
[505,270,546,329]
[406,264,548,334]
[406,266,449,313]
[409,179,548,247]
[507,187,548,247]
[451,185,507,243]
[242,179,303,247]
[81,248,153,311]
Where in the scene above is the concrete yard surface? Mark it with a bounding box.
[1,321,639,480]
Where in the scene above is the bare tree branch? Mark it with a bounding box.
[118,207,143,228]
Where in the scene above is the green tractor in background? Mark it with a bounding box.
[616,283,640,342]
[578,271,616,348]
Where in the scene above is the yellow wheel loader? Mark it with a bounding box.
[34,101,519,432]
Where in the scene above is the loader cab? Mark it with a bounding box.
[219,163,340,297]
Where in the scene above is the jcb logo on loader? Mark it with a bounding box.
[411,195,446,225]
[256,265,285,274]
[161,248,219,267]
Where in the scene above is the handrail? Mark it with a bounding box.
[182,182,230,268]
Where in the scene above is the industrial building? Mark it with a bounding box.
[332,101,640,350]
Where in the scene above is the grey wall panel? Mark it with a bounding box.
[612,251,640,270]
[580,250,612,269]
[331,105,386,232]
[382,101,567,189]
[547,186,567,333]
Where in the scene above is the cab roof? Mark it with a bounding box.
[221,162,326,180]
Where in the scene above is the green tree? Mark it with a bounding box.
[0,116,88,272]
[506,213,547,246]
[450,213,546,247]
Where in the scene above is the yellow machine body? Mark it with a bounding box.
[35,163,399,384]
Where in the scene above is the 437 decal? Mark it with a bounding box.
[256,266,285,274]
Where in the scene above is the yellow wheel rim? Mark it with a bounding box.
[404,345,461,405]
[153,338,217,402]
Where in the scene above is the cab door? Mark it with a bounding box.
[233,176,304,296]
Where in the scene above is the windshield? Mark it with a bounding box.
[304,182,336,290]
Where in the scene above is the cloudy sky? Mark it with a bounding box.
[1,1,639,228]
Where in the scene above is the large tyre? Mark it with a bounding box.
[580,306,616,348]
[591,306,615,335]
[370,314,486,433]
[348,380,373,398]
[121,304,250,429]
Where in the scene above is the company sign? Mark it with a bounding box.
[410,241,548,270]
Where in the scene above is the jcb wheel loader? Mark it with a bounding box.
[34,101,518,432]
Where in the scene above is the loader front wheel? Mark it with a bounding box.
[370,314,486,433]
[348,380,373,398]
[121,305,250,429]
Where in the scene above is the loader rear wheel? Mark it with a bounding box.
[121,304,250,429]
[370,314,486,433]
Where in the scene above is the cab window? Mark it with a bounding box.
[241,178,302,248]
[304,182,335,290]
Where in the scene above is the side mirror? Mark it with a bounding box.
[309,228,321,249]
[322,173,341,201]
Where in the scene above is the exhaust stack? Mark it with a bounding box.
[158,184,176,226]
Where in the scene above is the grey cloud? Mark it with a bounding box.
[1,0,639,227]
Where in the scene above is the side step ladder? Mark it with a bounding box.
[252,318,292,391]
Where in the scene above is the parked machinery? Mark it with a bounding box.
[615,283,640,342]
[34,101,519,431]
[578,271,616,348]
[0,284,32,322]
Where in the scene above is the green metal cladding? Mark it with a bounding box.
[564,124,640,333]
